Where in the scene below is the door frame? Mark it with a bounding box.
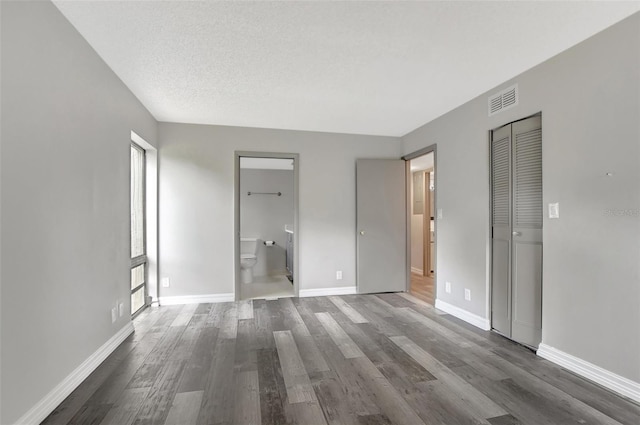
[402,144,437,297]
[234,151,300,301]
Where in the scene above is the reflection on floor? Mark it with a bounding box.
[240,274,294,300]
[410,272,434,305]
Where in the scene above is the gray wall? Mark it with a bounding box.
[240,169,294,276]
[158,123,402,297]
[402,13,639,382]
[0,1,158,423]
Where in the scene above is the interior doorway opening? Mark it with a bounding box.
[235,152,299,300]
[408,152,436,304]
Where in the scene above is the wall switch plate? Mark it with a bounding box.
[336,270,343,280]
[111,307,118,323]
[548,202,560,219]
[437,209,443,219]
[445,281,451,293]
[464,289,471,301]
[161,277,170,288]
[118,302,125,317]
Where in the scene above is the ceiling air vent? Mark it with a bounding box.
[488,84,519,116]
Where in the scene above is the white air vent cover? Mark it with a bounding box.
[489,84,519,116]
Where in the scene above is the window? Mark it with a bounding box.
[130,142,147,315]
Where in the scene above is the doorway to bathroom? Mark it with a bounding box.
[406,148,436,305]
[234,152,299,300]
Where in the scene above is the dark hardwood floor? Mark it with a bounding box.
[43,294,640,425]
[410,272,434,305]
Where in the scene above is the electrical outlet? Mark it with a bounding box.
[445,281,451,293]
[464,289,471,301]
[336,270,343,280]
[162,277,170,288]
[118,302,125,317]
[111,307,118,323]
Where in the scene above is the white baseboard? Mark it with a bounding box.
[410,267,423,275]
[434,298,491,331]
[537,343,640,403]
[299,286,357,297]
[15,322,135,425]
[159,293,235,305]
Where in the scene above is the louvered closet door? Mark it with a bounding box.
[511,116,542,348]
[490,115,542,349]
[490,124,512,337]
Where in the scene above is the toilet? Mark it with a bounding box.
[240,238,260,284]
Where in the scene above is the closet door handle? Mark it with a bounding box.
[512,231,522,237]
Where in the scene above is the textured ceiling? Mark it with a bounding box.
[52,1,640,137]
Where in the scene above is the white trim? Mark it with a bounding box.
[434,298,491,330]
[410,267,423,275]
[15,322,135,425]
[130,130,154,150]
[299,286,357,297]
[537,343,640,403]
[159,293,234,305]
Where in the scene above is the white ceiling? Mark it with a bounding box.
[52,1,640,137]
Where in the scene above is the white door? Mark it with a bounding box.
[356,159,406,294]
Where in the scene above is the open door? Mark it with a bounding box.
[356,159,406,294]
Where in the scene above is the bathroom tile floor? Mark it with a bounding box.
[241,274,295,300]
